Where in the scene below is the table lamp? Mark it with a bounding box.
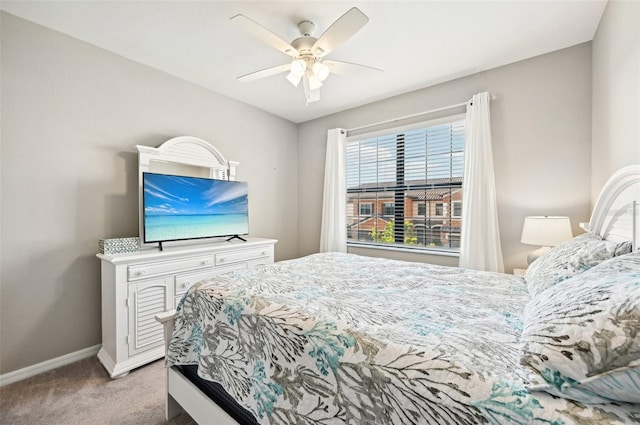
[521,216,573,264]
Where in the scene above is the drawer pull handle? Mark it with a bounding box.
[219,258,225,263]
[183,281,190,289]
[139,270,146,276]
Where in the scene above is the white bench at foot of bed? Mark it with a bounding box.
[156,310,241,425]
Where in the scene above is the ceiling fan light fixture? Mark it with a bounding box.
[313,62,330,82]
[289,59,307,77]
[285,72,302,87]
[233,8,379,104]
[307,73,323,90]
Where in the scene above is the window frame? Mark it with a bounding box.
[382,202,394,216]
[452,201,463,218]
[358,202,373,216]
[346,114,465,256]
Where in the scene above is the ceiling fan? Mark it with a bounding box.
[230,7,382,104]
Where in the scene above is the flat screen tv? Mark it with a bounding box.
[142,172,248,247]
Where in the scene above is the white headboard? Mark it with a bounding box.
[585,164,640,252]
[137,136,239,247]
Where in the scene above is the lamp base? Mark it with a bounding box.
[527,246,551,265]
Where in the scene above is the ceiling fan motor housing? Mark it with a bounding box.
[291,36,318,57]
[298,20,315,37]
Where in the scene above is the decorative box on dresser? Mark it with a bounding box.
[97,237,277,378]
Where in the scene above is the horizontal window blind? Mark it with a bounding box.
[346,119,465,252]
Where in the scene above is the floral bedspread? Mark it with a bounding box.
[166,252,640,424]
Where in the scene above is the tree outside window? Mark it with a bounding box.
[370,220,417,245]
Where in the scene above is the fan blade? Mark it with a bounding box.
[302,75,320,103]
[308,89,320,103]
[323,60,383,76]
[237,64,290,82]
[230,14,298,58]
[312,8,369,58]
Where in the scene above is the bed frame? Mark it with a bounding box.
[156,310,245,424]
[584,164,639,251]
[156,164,640,424]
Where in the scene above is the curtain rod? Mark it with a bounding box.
[342,95,486,135]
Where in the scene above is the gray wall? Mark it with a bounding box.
[4,2,637,376]
[591,0,640,202]
[0,13,298,374]
[298,43,593,272]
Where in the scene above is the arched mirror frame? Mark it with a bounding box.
[137,136,239,248]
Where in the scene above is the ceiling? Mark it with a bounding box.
[1,1,607,123]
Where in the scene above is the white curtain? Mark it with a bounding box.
[459,92,504,272]
[319,128,347,252]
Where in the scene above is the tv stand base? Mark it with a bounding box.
[226,235,247,242]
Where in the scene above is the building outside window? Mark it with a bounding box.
[346,115,465,253]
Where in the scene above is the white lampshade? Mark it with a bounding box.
[286,60,307,87]
[286,72,302,87]
[521,216,573,265]
[289,59,306,77]
[313,62,330,82]
[521,216,573,247]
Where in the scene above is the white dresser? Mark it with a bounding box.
[97,237,277,378]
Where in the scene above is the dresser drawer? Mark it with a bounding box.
[174,270,214,297]
[173,264,247,307]
[173,263,246,297]
[128,255,214,281]
[215,247,271,266]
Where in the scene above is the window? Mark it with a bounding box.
[346,116,465,253]
[358,203,373,216]
[382,203,394,216]
[452,201,462,218]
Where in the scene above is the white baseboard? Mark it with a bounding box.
[0,344,101,387]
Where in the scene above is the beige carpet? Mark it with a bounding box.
[0,356,197,425]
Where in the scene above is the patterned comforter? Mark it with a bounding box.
[166,252,640,424]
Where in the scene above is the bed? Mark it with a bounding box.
[157,164,640,425]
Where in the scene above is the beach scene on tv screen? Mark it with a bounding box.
[144,174,248,242]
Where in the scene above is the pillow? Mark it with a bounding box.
[520,252,640,403]
[524,232,631,297]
